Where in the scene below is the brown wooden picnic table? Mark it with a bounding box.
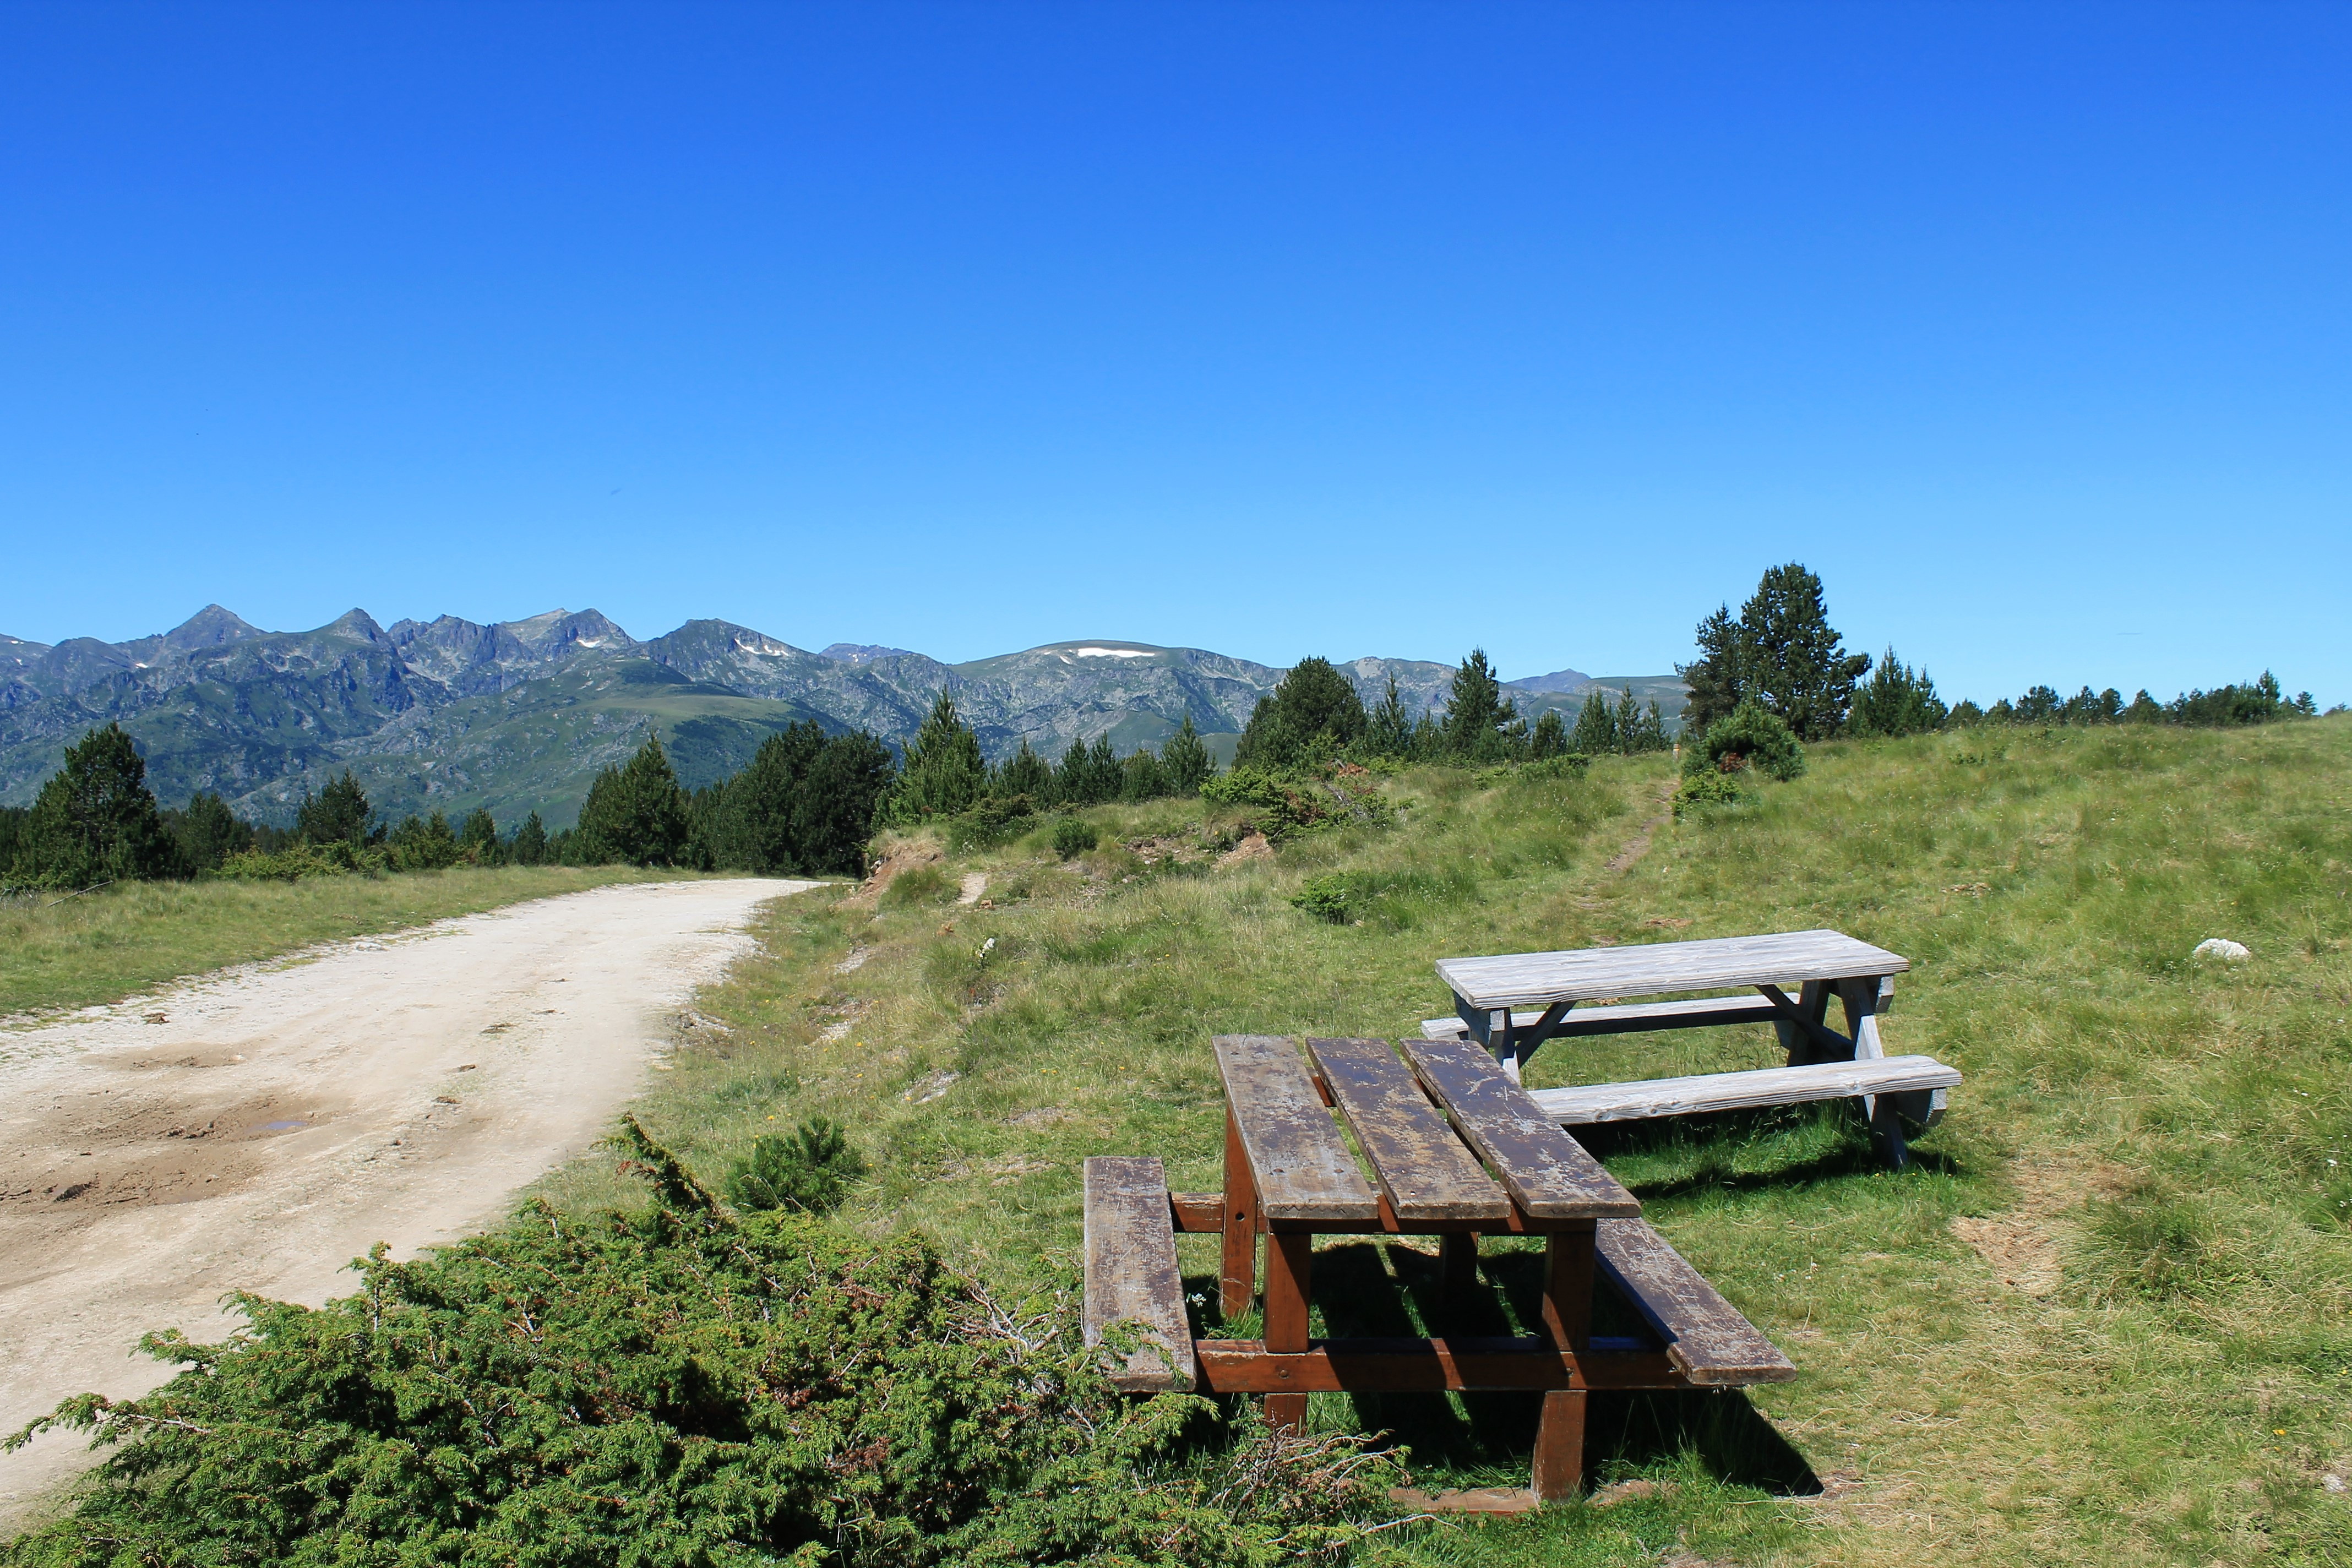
[1082,1032,1798,1506]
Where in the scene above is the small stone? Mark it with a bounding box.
[2193,938,2252,962]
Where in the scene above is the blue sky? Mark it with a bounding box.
[3,2,2345,705]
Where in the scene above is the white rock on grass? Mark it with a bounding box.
[2193,938,2252,962]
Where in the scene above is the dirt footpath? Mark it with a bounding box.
[0,876,816,1526]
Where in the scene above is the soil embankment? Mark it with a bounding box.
[0,876,816,1525]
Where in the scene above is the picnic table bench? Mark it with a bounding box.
[1422,929,1958,1166]
[1082,1032,1798,1506]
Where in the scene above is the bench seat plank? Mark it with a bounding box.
[1309,1037,1510,1223]
[1531,1055,1961,1126]
[1400,1037,1640,1218]
[1213,1034,1380,1222]
[1440,930,1908,1012]
[1082,1156,1197,1391]
[1596,1218,1795,1385]
[1423,994,1787,1041]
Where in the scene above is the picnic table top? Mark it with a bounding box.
[1214,1032,1640,1225]
[1438,928,1909,1012]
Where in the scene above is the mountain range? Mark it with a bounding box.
[0,607,1687,828]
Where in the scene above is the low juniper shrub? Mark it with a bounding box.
[1290,873,1353,924]
[726,1117,867,1213]
[2,1117,1406,1566]
[1689,699,1806,782]
[1051,817,1099,859]
[1672,771,1747,817]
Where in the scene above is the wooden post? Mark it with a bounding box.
[1219,1108,1258,1320]
[1263,1232,1314,1430]
[1531,1222,1594,1501]
[1838,977,1905,1166]
[1439,1233,1478,1320]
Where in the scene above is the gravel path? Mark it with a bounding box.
[0,876,816,1526]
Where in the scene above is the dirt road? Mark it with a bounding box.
[0,876,816,1525]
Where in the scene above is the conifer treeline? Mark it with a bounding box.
[1680,562,2325,739]
[1232,652,1671,769]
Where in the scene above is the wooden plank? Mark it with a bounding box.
[1401,1037,1640,1218]
[1595,1218,1795,1385]
[1193,1338,1687,1392]
[1219,1107,1257,1317]
[1309,1037,1509,1222]
[1439,929,1908,1011]
[1169,1192,1223,1232]
[1213,1035,1379,1222]
[1422,994,1788,1041]
[1081,1157,1197,1392]
[1528,1055,1962,1126]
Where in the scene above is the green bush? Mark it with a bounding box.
[950,793,1035,851]
[726,1118,867,1213]
[1198,766,1375,841]
[1,1119,1402,1566]
[1290,873,1353,923]
[1051,817,1099,859]
[1689,699,1806,781]
[879,863,952,906]
[1671,771,1747,817]
[211,841,390,880]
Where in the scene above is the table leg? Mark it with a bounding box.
[1775,979,1832,1065]
[1532,1223,1594,1501]
[1263,1231,1313,1431]
[1439,1233,1478,1321]
[1838,977,1909,1167]
[1219,1107,1257,1320]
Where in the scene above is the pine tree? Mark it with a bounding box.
[1120,748,1168,803]
[999,738,1055,802]
[1675,605,1747,733]
[1234,657,1368,769]
[1637,700,1670,752]
[791,732,895,875]
[390,811,465,870]
[169,791,253,872]
[884,692,986,823]
[1529,710,1568,759]
[459,809,499,863]
[26,724,178,886]
[1054,737,1093,805]
[1159,715,1215,794]
[1849,649,1947,737]
[1084,735,1121,803]
[297,770,376,847]
[1610,688,1641,754]
[577,732,691,866]
[1570,692,1616,755]
[720,722,828,872]
[1736,564,1871,740]
[1441,651,1512,760]
[511,811,549,865]
[1364,676,1412,759]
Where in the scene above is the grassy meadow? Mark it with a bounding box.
[0,864,708,1019]
[554,714,2352,1566]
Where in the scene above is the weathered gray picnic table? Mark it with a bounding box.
[1422,929,1959,1166]
[1082,1032,1797,1507]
